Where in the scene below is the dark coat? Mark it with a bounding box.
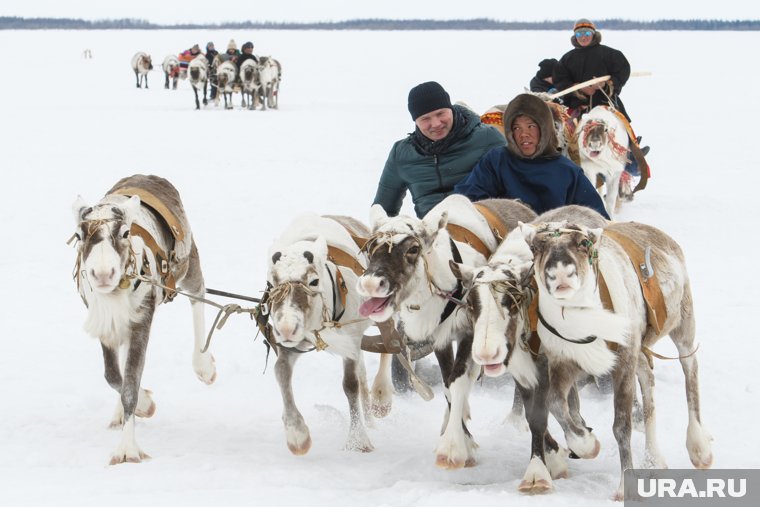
[529,75,554,94]
[205,49,219,65]
[236,52,259,68]
[553,32,630,116]
[454,94,609,219]
[372,105,505,218]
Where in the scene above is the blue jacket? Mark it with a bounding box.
[454,146,610,219]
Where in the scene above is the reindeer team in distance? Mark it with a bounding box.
[130,38,282,110]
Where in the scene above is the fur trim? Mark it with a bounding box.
[502,94,559,160]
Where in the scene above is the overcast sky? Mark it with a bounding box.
[3,0,759,25]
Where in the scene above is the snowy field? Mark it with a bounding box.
[0,29,758,506]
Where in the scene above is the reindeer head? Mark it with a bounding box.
[449,226,538,384]
[520,222,602,300]
[267,237,329,350]
[356,205,446,321]
[72,195,141,294]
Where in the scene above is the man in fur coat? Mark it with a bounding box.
[454,93,609,219]
[553,18,631,121]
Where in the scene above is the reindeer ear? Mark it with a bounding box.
[313,236,328,260]
[586,228,604,247]
[518,222,536,243]
[449,260,475,285]
[422,210,448,237]
[72,195,89,223]
[123,195,142,222]
[369,204,388,231]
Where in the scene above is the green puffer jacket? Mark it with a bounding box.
[372,105,505,218]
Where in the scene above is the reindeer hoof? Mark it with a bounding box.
[135,399,156,418]
[435,454,467,470]
[370,401,391,418]
[109,450,150,465]
[287,435,312,456]
[691,453,713,469]
[518,478,552,494]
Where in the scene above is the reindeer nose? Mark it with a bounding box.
[276,322,299,342]
[90,267,116,284]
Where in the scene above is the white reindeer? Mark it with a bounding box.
[70,174,216,465]
[517,219,713,500]
[257,56,281,110]
[449,205,608,493]
[130,52,153,89]
[266,214,376,454]
[162,55,180,90]
[577,106,630,216]
[215,60,238,110]
[187,55,209,110]
[357,195,536,469]
[239,59,260,110]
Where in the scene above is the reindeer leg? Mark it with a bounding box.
[611,357,636,501]
[202,82,207,105]
[671,291,713,469]
[370,353,393,418]
[637,351,667,468]
[109,301,154,465]
[164,73,169,89]
[135,70,140,88]
[145,73,149,89]
[517,382,553,492]
[435,334,479,470]
[275,349,311,455]
[193,86,200,110]
[548,362,600,460]
[434,343,455,433]
[504,384,529,432]
[342,356,374,452]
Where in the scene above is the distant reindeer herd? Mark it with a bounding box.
[130,50,281,111]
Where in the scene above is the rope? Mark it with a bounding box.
[124,272,258,353]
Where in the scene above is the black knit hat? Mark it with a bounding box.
[407,81,452,120]
[537,58,558,79]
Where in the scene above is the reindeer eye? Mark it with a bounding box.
[406,245,420,256]
[309,279,319,287]
[547,274,556,281]
[119,225,130,239]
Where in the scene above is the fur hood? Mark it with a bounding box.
[571,30,602,48]
[502,94,560,160]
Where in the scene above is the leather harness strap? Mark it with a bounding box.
[473,203,508,242]
[603,227,667,334]
[446,223,492,258]
[111,187,186,241]
[446,204,509,259]
[129,223,177,301]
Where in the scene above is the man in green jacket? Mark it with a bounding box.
[370,81,504,392]
[372,81,505,218]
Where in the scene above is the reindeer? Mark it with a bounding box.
[215,61,238,110]
[257,56,281,110]
[577,106,630,216]
[514,219,713,499]
[130,52,153,89]
[266,214,376,455]
[162,55,180,90]
[357,195,536,469]
[70,174,216,465]
[239,59,260,110]
[449,205,608,493]
[187,55,209,110]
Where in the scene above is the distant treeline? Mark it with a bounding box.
[2,16,760,31]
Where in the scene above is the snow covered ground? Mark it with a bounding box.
[0,29,758,506]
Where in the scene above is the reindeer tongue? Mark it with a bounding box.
[359,296,390,317]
